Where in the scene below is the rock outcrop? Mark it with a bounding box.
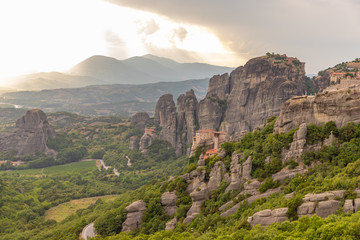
[274,87,360,133]
[154,94,177,149]
[0,109,56,156]
[175,90,198,156]
[246,189,360,228]
[181,159,231,224]
[122,200,146,232]
[134,54,306,155]
[161,192,177,216]
[225,153,243,192]
[147,90,199,156]
[208,161,229,191]
[247,208,288,227]
[196,55,306,137]
[131,112,152,130]
[272,167,306,182]
[139,132,157,154]
[183,186,209,223]
[212,55,305,135]
[297,191,344,218]
[282,123,307,163]
[129,136,140,150]
[242,156,252,180]
[165,218,177,231]
[225,154,254,193]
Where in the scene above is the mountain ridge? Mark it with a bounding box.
[7,54,233,91]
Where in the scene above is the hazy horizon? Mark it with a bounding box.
[0,0,359,86]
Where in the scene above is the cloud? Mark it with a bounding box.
[106,0,360,73]
[137,19,160,35]
[172,27,188,42]
[104,31,128,59]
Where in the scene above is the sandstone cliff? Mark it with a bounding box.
[139,90,198,156]
[274,87,360,133]
[204,55,306,135]
[131,112,152,130]
[0,109,56,156]
[135,54,306,155]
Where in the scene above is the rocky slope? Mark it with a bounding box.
[120,118,360,232]
[0,109,56,156]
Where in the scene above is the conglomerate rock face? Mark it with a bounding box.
[150,90,198,156]
[131,112,152,130]
[217,56,306,135]
[154,94,177,149]
[274,87,360,133]
[137,54,306,155]
[122,200,146,232]
[176,90,198,156]
[0,109,56,156]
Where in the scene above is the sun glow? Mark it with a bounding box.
[0,0,238,86]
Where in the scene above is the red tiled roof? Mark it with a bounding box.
[145,128,156,132]
[205,149,218,154]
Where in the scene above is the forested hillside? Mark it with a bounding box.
[3,116,360,239]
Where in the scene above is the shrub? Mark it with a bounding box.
[259,178,280,193]
[286,195,303,221]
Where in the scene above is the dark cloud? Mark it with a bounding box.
[106,0,360,73]
[137,19,160,35]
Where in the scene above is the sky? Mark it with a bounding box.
[0,0,359,85]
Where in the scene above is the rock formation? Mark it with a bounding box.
[175,90,198,156]
[148,91,198,156]
[131,112,152,130]
[133,54,307,155]
[161,192,177,216]
[282,123,307,163]
[275,87,360,133]
[181,159,231,224]
[197,55,306,136]
[165,218,177,231]
[154,94,177,149]
[0,109,56,156]
[138,129,159,153]
[242,156,252,180]
[183,186,209,223]
[207,161,229,191]
[225,154,253,193]
[225,153,243,192]
[122,200,146,232]
[129,136,140,150]
[247,208,288,227]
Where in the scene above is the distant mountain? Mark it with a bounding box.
[69,54,233,84]
[7,55,231,91]
[1,78,209,117]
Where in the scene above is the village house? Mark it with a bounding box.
[330,71,360,83]
[144,128,156,136]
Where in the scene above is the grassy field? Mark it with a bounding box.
[44,195,119,222]
[11,160,97,176]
